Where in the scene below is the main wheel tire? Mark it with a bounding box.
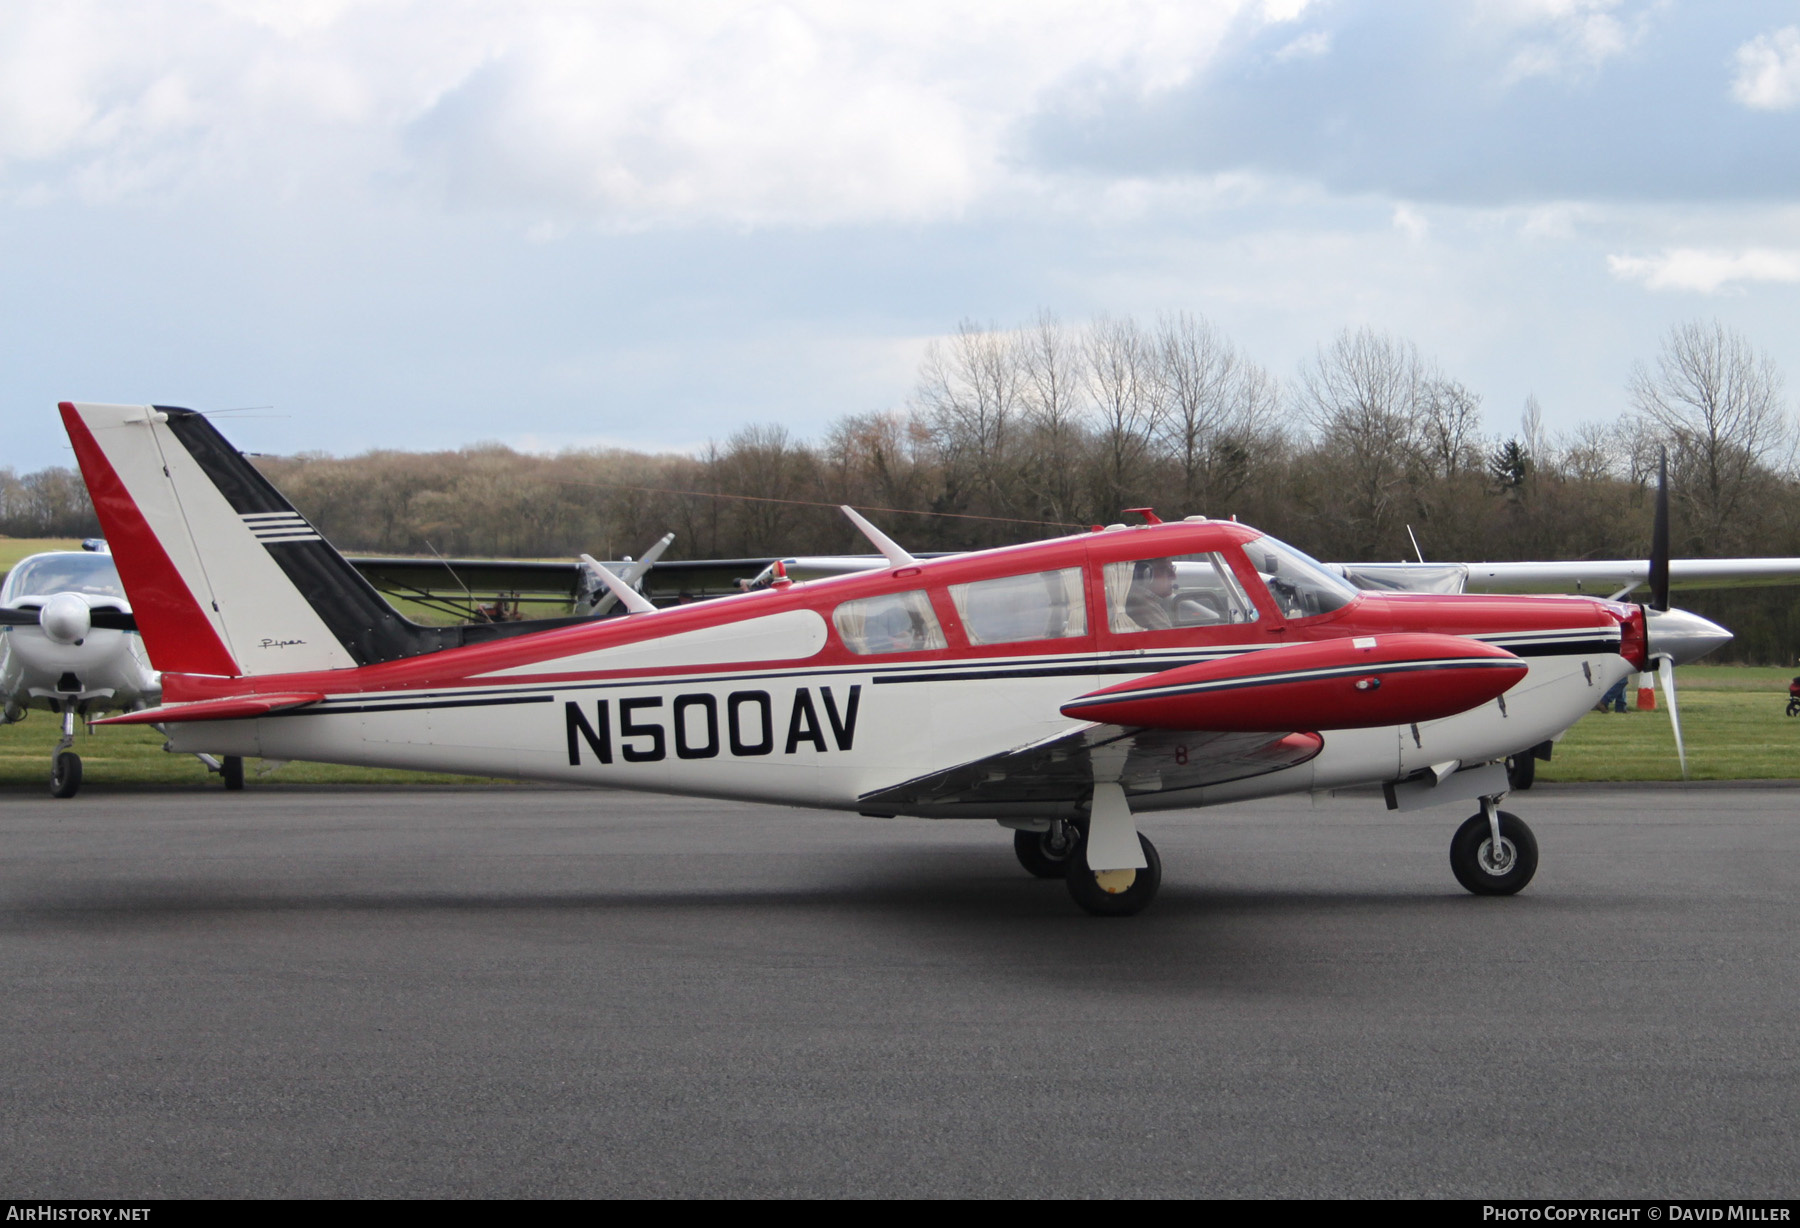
[221,756,245,791]
[1450,810,1538,896]
[1066,833,1162,916]
[1506,752,1536,790]
[50,751,82,799]
[1014,826,1077,879]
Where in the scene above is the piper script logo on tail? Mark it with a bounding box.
[566,685,861,764]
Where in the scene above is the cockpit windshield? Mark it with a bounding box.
[2,553,125,602]
[1242,534,1358,620]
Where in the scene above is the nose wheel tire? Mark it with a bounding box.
[1014,825,1078,879]
[50,751,82,799]
[1066,833,1162,916]
[1450,810,1538,896]
[221,756,245,791]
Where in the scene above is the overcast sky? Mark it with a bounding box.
[4,0,1800,472]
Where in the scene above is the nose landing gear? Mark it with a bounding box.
[1450,797,1538,895]
[49,704,81,799]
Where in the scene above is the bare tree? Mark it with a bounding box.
[1153,311,1278,512]
[1296,327,1429,552]
[1084,315,1163,516]
[1016,311,1089,524]
[1559,420,1623,483]
[1418,378,1482,478]
[1628,319,1792,547]
[915,319,1023,506]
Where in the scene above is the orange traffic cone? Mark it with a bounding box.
[1636,671,1656,710]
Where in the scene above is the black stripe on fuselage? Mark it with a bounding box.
[245,627,1620,717]
[272,694,555,718]
[872,637,1617,686]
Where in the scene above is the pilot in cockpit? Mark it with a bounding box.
[1125,558,1177,631]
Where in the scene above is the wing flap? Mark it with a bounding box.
[857,723,1322,817]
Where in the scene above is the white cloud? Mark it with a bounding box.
[1489,0,1640,84]
[1607,247,1800,293]
[1273,29,1330,62]
[1392,203,1428,241]
[0,0,1276,226]
[1732,26,1800,111]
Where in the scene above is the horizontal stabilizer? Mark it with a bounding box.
[94,692,325,725]
[1061,633,1524,732]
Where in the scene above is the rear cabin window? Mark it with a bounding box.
[1103,553,1259,634]
[948,568,1087,645]
[833,590,948,655]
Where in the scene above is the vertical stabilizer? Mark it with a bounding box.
[60,402,435,676]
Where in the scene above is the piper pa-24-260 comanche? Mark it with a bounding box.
[63,401,1732,915]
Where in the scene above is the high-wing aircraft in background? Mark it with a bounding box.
[347,533,1800,614]
[65,401,1734,915]
[0,543,166,796]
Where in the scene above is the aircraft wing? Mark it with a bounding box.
[856,724,1324,818]
[1341,558,1800,597]
[347,555,777,618]
[859,632,1523,818]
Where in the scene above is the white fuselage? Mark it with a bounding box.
[165,636,1631,816]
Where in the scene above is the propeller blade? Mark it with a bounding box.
[1649,447,1670,613]
[578,554,656,615]
[1657,654,1687,780]
[587,533,675,617]
[0,605,135,631]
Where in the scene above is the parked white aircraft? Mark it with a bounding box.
[0,545,165,795]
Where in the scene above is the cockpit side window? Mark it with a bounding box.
[833,590,948,655]
[1102,553,1260,634]
[948,568,1087,645]
[1242,534,1358,620]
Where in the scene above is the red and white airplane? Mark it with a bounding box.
[63,401,1730,915]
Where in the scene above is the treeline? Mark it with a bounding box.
[8,314,1800,661]
[0,466,99,538]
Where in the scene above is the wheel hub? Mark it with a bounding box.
[1477,837,1516,876]
[1093,868,1137,894]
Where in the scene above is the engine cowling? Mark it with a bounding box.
[1061,632,1526,732]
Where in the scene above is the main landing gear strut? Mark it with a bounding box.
[1015,786,1537,912]
[1013,784,1163,916]
[1450,795,1538,895]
